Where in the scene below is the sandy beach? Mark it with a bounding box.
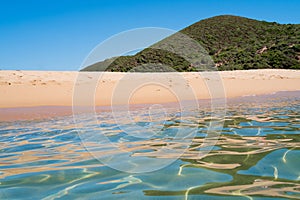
[0,69,299,120]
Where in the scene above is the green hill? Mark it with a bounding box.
[82,15,300,72]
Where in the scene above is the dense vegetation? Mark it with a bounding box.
[82,15,300,71]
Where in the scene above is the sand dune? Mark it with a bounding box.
[1,69,299,121]
[0,69,299,109]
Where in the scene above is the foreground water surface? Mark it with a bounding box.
[0,92,299,199]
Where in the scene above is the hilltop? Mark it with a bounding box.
[82,15,300,71]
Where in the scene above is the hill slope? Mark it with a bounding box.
[82,15,300,71]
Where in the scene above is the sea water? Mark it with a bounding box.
[0,92,299,199]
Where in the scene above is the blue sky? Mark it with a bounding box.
[0,0,299,71]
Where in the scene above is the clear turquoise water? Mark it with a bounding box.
[0,92,299,199]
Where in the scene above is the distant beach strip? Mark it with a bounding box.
[0,69,299,121]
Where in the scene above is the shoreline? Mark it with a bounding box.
[0,69,300,121]
[0,90,299,122]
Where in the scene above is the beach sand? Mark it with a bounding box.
[0,69,299,120]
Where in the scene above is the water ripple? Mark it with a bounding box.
[0,92,300,199]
